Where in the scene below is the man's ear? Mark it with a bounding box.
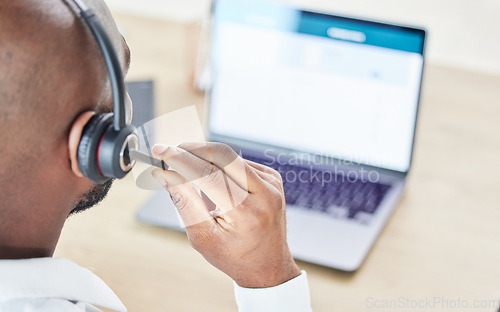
[68,111,95,177]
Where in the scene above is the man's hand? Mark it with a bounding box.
[151,142,301,288]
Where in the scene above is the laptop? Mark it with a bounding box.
[138,0,426,271]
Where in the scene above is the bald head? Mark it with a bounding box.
[0,0,131,176]
[0,0,131,258]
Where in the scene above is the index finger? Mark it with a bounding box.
[176,142,262,193]
[152,168,216,228]
[152,145,250,211]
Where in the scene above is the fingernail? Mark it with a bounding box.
[152,144,168,156]
[209,210,223,218]
[170,193,183,209]
[151,169,167,187]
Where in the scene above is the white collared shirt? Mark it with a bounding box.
[0,258,312,312]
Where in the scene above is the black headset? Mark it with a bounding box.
[71,0,138,184]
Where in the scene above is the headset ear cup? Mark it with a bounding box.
[77,114,113,184]
[98,125,136,179]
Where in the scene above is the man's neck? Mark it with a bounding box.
[0,246,52,260]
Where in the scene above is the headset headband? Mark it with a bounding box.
[70,0,127,131]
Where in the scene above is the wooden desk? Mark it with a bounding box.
[54,13,500,311]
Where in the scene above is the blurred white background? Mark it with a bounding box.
[104,0,500,76]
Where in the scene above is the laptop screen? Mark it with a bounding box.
[209,0,426,173]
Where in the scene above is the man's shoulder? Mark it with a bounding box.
[0,297,101,312]
[0,257,126,312]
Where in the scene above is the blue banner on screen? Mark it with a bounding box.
[214,0,425,54]
[210,0,426,173]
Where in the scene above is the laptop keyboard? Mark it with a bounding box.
[244,154,392,225]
